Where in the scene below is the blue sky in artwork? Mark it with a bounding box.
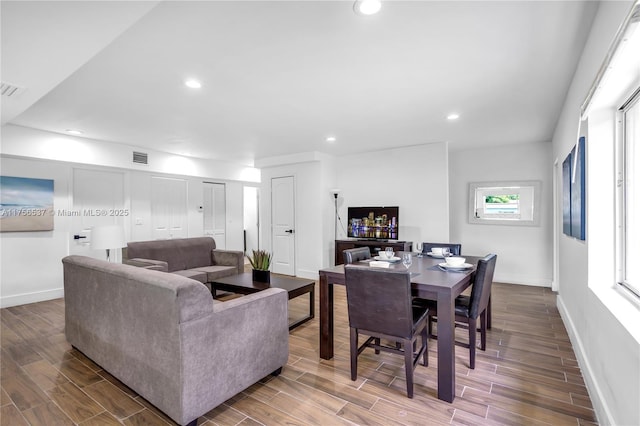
[0,176,54,207]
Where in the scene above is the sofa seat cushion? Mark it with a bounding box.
[192,265,238,282]
[172,269,208,283]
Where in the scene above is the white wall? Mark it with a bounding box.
[260,160,328,280]
[243,186,260,255]
[1,127,258,307]
[335,143,450,247]
[551,1,640,425]
[0,159,72,306]
[450,142,553,286]
[2,124,260,183]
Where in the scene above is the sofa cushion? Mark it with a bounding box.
[192,265,238,282]
[172,269,208,283]
[177,238,216,270]
[127,240,186,272]
[126,258,169,272]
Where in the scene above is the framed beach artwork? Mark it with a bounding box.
[0,176,54,232]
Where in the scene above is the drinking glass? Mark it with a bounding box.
[385,247,394,259]
[402,253,412,269]
[441,247,450,257]
[415,242,423,257]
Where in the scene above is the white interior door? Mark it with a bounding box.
[271,176,295,275]
[203,182,226,249]
[71,169,125,260]
[151,177,187,240]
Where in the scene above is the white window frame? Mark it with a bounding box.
[616,88,640,299]
[468,181,541,226]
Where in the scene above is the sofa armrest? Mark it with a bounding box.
[124,258,169,272]
[178,288,289,421]
[211,249,244,275]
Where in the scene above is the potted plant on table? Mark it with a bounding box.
[248,249,271,283]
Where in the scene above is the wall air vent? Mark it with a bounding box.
[1,82,26,98]
[133,151,148,165]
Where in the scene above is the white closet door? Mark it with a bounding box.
[151,177,187,240]
[203,182,226,249]
[71,169,125,260]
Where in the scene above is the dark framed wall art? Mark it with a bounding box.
[562,137,586,240]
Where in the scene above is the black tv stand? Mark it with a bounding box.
[335,239,413,265]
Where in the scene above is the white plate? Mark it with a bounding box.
[427,252,451,258]
[374,256,401,262]
[438,262,473,270]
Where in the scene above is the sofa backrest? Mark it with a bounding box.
[125,237,216,272]
[63,255,213,325]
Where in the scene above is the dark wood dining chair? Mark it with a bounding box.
[416,253,497,369]
[421,242,462,255]
[343,247,372,264]
[344,265,429,398]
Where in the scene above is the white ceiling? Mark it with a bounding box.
[2,1,599,166]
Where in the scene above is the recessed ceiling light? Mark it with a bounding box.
[354,0,382,16]
[447,113,460,120]
[326,136,337,143]
[184,79,202,89]
[66,129,83,135]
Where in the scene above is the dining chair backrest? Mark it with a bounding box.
[468,253,497,319]
[343,247,372,264]
[421,242,462,255]
[344,265,414,339]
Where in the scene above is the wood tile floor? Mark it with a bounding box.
[1,282,597,425]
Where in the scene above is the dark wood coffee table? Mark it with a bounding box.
[211,273,315,331]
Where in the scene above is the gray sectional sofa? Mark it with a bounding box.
[123,237,243,285]
[63,255,289,426]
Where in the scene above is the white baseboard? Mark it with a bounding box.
[494,273,551,287]
[296,269,319,281]
[1,288,64,308]
[557,295,613,426]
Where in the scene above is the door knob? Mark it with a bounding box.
[285,229,294,234]
[73,235,87,240]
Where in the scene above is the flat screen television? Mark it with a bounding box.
[347,206,399,240]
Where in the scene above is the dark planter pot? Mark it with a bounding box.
[252,269,271,283]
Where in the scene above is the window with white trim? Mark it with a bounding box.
[469,181,541,226]
[617,89,640,298]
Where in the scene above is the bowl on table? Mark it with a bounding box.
[444,256,466,266]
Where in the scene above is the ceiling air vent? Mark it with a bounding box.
[1,82,26,98]
[133,151,148,165]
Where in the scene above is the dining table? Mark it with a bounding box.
[318,251,484,403]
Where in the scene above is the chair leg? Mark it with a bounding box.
[428,315,434,338]
[375,338,381,354]
[480,310,487,351]
[403,338,414,398]
[421,327,428,367]
[468,318,477,369]
[350,328,358,381]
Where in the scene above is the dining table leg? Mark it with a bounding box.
[437,290,456,403]
[319,273,334,360]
